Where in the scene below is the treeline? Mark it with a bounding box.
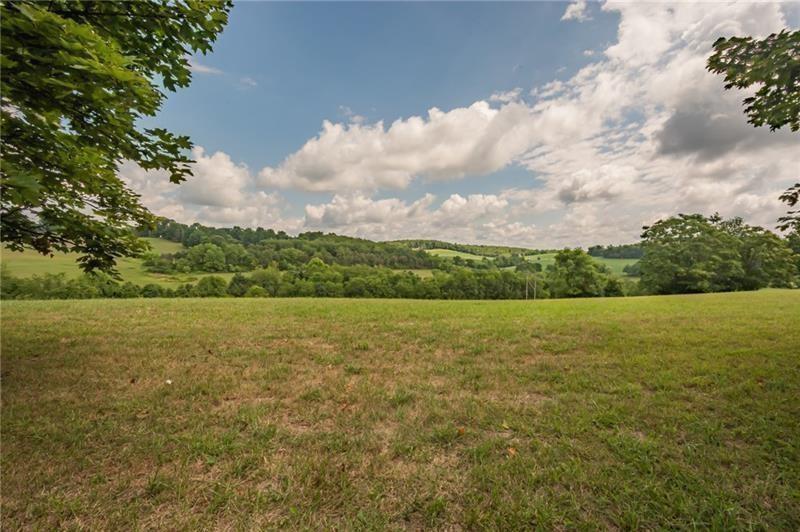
[1,250,632,300]
[639,214,799,293]
[140,219,437,273]
[587,243,643,259]
[4,214,796,301]
[392,239,545,258]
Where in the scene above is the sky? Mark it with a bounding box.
[122,1,800,248]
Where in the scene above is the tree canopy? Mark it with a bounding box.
[707,29,800,229]
[707,29,800,132]
[0,0,231,273]
[639,214,796,294]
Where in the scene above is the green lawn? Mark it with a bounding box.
[1,238,238,288]
[2,290,798,529]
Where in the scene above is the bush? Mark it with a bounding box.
[194,276,228,297]
[244,285,268,298]
[141,284,163,298]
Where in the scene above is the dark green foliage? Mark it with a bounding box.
[622,262,641,277]
[707,30,799,229]
[227,273,254,297]
[0,1,231,274]
[243,285,268,298]
[707,29,800,132]
[194,276,228,298]
[140,218,438,272]
[639,214,797,294]
[546,248,620,298]
[140,284,163,298]
[778,183,800,232]
[392,239,547,257]
[0,266,142,300]
[587,244,643,259]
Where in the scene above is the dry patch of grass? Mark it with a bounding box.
[2,290,799,529]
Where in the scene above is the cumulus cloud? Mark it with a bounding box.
[302,193,540,245]
[490,88,522,103]
[512,2,798,243]
[239,76,258,88]
[258,101,535,192]
[562,0,591,22]
[119,147,301,232]
[188,58,223,75]
[128,3,798,248]
[338,105,366,125]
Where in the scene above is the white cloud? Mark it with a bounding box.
[303,193,538,246]
[239,76,258,88]
[490,88,522,103]
[562,0,591,22]
[119,147,301,232]
[338,105,366,125]
[128,3,798,248]
[188,58,223,75]
[176,147,250,207]
[258,101,536,192]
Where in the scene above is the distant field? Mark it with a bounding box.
[1,238,237,288]
[426,248,492,260]
[425,248,637,276]
[525,252,638,276]
[2,290,798,529]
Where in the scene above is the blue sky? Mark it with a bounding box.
[126,2,799,247]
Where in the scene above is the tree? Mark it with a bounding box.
[546,248,612,298]
[186,243,226,272]
[639,215,744,294]
[0,1,232,273]
[778,184,800,232]
[227,273,254,297]
[639,214,795,294]
[707,30,799,132]
[244,285,268,298]
[141,284,164,298]
[707,29,800,229]
[194,276,228,297]
[716,216,797,289]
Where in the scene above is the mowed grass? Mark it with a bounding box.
[2,291,799,529]
[1,238,237,288]
[426,248,492,261]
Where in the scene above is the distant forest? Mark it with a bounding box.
[391,239,548,258]
[2,214,797,301]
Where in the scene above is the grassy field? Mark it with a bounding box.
[2,290,799,529]
[425,248,638,275]
[525,252,639,276]
[426,248,492,261]
[1,238,237,288]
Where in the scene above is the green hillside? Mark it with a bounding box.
[392,239,538,257]
[426,248,492,260]
[1,238,236,288]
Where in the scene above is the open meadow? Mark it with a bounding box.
[2,290,799,529]
[1,238,239,289]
